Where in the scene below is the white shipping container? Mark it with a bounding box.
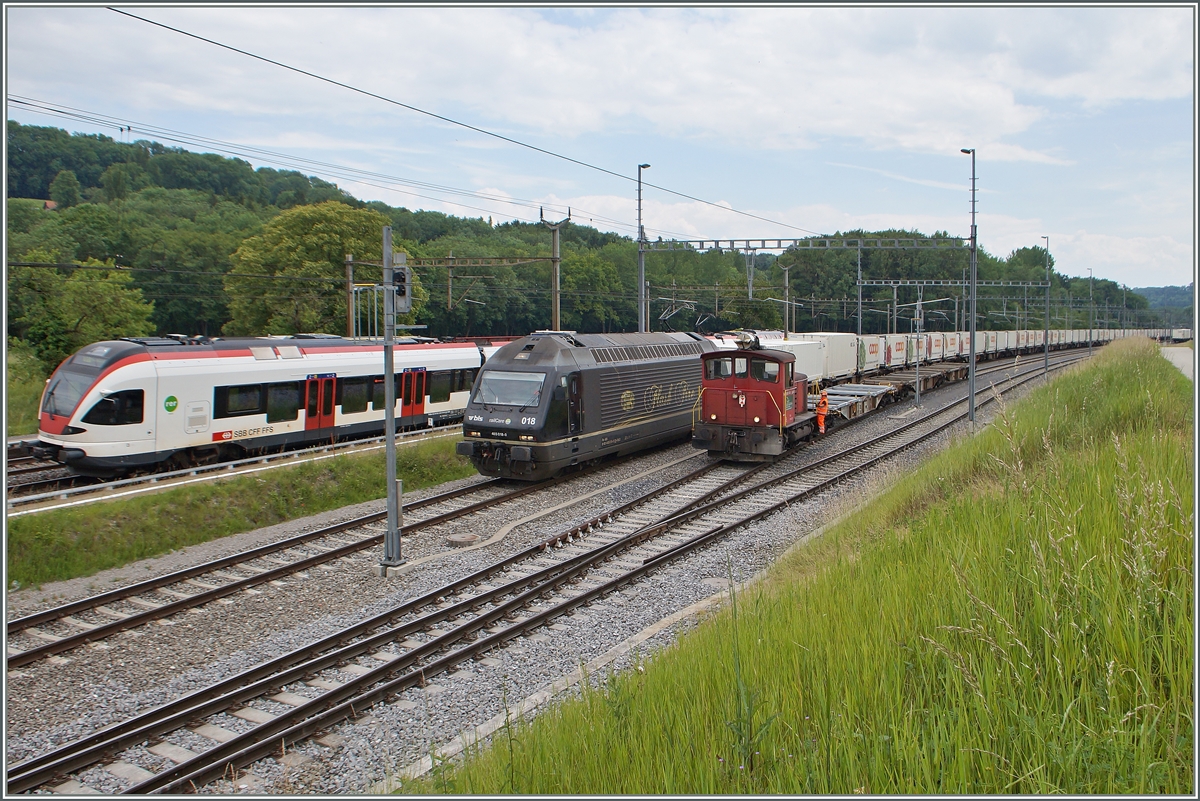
[754,337,827,383]
[929,333,945,362]
[791,333,859,380]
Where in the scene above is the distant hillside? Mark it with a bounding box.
[1131,285,1193,309]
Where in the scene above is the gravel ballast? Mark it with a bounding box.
[4,360,1070,794]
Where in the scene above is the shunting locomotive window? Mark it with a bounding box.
[215,384,264,418]
[705,358,733,380]
[266,382,301,423]
[81,389,144,425]
[750,359,779,383]
[734,357,749,378]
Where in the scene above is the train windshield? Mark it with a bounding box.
[41,369,95,417]
[750,359,779,383]
[472,370,546,407]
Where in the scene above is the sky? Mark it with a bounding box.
[5,4,1197,288]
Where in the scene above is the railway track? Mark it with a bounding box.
[6,350,1086,795]
[5,423,466,513]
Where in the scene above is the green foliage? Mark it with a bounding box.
[49,169,81,209]
[407,338,1192,795]
[6,337,48,435]
[5,437,476,586]
[7,252,155,370]
[223,201,421,335]
[7,120,1170,343]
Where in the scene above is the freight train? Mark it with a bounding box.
[32,335,503,477]
[693,327,1154,461]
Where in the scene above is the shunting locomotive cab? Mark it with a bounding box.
[692,346,814,460]
[457,330,716,480]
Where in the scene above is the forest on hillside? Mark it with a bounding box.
[7,121,1166,373]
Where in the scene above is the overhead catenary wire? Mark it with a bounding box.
[106,7,822,237]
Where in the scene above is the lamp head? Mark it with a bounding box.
[960,148,973,154]
[639,163,650,170]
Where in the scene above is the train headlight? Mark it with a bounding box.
[61,426,87,435]
[710,413,717,421]
[467,430,481,437]
[753,416,760,423]
[519,434,534,441]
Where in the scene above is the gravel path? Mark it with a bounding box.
[4,361,1060,794]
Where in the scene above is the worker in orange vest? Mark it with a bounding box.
[815,389,829,434]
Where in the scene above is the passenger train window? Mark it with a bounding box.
[371,376,387,410]
[266,382,301,423]
[215,384,264,418]
[339,377,369,414]
[81,389,144,426]
[428,371,452,404]
[705,358,733,380]
[734,357,748,378]
[750,359,779,383]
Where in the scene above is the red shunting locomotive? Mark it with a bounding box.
[692,345,815,460]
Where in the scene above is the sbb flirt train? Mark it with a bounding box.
[33,335,502,477]
[455,331,719,481]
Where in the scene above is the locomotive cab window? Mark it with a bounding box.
[750,359,779,383]
[734,357,749,378]
[472,371,546,407]
[705,358,733,380]
[81,389,144,426]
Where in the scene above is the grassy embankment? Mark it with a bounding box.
[411,337,1193,795]
[6,438,476,588]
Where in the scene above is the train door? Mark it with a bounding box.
[725,355,753,426]
[305,375,336,435]
[400,370,427,423]
[567,372,582,434]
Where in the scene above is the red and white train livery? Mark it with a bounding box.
[33,335,498,477]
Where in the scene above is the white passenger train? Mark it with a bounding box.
[33,335,503,476]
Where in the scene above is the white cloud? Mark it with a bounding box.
[9,6,1191,160]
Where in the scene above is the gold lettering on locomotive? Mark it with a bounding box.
[621,390,635,411]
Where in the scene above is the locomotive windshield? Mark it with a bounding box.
[472,370,546,407]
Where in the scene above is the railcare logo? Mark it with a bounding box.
[164,395,179,413]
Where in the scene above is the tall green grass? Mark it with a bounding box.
[6,338,47,436]
[412,338,1193,794]
[6,438,476,587]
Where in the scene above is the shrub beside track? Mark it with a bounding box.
[415,338,1193,795]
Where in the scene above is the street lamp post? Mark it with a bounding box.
[1041,235,1050,377]
[1088,267,1094,357]
[782,264,791,338]
[961,147,978,424]
[637,163,650,333]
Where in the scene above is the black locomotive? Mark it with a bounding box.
[456,330,718,480]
